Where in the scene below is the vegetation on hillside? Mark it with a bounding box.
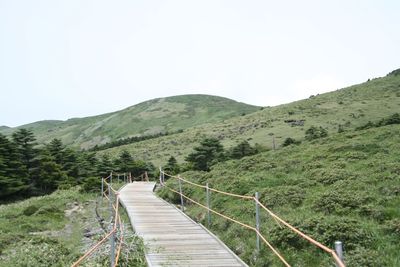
[0,129,156,202]
[99,71,400,167]
[0,95,260,150]
[159,124,400,266]
[0,187,146,266]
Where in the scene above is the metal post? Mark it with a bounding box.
[108,183,115,267]
[178,176,184,211]
[101,177,104,203]
[206,183,211,227]
[272,135,276,151]
[159,167,162,185]
[255,192,260,253]
[335,241,344,266]
[110,171,113,186]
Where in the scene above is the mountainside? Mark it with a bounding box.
[99,71,400,166]
[0,95,260,149]
[159,124,400,266]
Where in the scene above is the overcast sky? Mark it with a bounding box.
[1,0,399,127]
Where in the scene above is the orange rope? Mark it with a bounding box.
[164,185,291,267]
[161,170,346,267]
[114,215,123,267]
[72,172,133,267]
[71,229,116,267]
[255,197,346,267]
[209,187,254,200]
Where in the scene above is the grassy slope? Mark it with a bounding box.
[0,187,146,267]
[159,124,400,266]
[0,95,260,150]
[100,73,400,167]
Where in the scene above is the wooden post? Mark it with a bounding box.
[178,176,184,211]
[206,183,211,227]
[255,192,260,253]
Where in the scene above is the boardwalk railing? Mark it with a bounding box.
[159,168,346,267]
[71,172,148,267]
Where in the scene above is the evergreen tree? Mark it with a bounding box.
[11,129,37,169]
[47,138,64,165]
[34,150,68,194]
[115,150,134,173]
[230,140,256,159]
[11,129,38,193]
[185,138,224,171]
[164,156,180,175]
[78,152,98,182]
[62,147,79,179]
[0,134,29,199]
[97,153,114,177]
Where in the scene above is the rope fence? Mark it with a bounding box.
[71,171,136,267]
[160,169,346,267]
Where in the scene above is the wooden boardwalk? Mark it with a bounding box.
[119,182,248,267]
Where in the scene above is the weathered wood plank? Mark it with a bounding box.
[119,182,248,267]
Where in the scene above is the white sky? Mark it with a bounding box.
[1,0,399,127]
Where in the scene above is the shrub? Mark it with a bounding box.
[384,218,400,237]
[308,168,354,185]
[23,205,39,216]
[282,137,300,147]
[305,126,328,141]
[260,186,306,208]
[346,247,384,267]
[313,185,373,215]
[80,176,101,192]
[269,215,374,250]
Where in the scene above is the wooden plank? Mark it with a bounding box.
[119,182,248,267]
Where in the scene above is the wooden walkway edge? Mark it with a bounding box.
[119,182,248,267]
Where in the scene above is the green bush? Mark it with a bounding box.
[260,186,306,208]
[345,247,383,267]
[308,168,354,185]
[282,137,301,147]
[23,204,39,216]
[305,126,328,141]
[313,184,373,215]
[268,215,374,251]
[384,218,400,237]
[80,176,101,192]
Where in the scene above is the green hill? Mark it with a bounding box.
[0,95,260,150]
[159,124,400,266]
[99,71,400,166]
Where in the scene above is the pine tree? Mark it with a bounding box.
[47,138,64,165]
[0,134,29,199]
[185,138,224,171]
[34,150,67,194]
[164,156,180,175]
[11,129,38,190]
[115,150,134,173]
[230,140,256,159]
[97,153,114,177]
